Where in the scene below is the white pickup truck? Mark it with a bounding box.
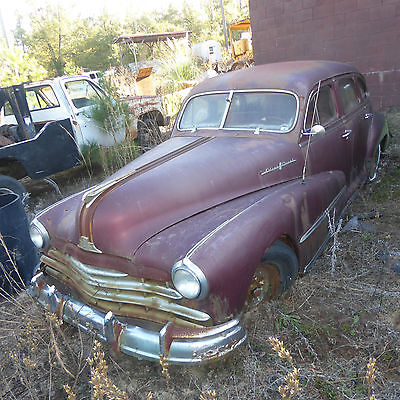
[1,75,168,149]
[0,76,168,199]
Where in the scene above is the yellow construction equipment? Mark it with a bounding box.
[229,18,253,64]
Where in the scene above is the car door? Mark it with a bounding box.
[300,82,352,183]
[297,82,350,263]
[336,75,369,184]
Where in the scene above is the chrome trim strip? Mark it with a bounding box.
[186,192,272,260]
[82,171,135,207]
[81,136,213,209]
[299,186,346,244]
[28,273,247,364]
[303,231,332,274]
[43,251,182,300]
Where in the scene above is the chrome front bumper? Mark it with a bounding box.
[28,272,247,364]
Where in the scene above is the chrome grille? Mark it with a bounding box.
[42,249,211,327]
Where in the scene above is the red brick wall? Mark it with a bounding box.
[250,0,400,110]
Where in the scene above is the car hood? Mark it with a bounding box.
[39,134,303,260]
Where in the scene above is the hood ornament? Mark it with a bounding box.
[260,159,296,176]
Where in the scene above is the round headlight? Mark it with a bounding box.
[171,258,209,300]
[29,219,49,250]
[172,268,201,299]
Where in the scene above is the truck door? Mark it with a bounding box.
[63,79,125,147]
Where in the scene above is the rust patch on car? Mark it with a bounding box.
[110,320,126,355]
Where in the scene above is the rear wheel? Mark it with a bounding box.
[0,175,28,206]
[246,241,298,309]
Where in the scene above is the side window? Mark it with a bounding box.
[3,102,13,116]
[337,78,360,114]
[305,85,337,130]
[64,80,102,109]
[26,85,59,111]
[26,90,41,110]
[356,76,368,101]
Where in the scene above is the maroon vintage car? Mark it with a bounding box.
[28,61,389,364]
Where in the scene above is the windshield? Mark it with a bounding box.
[179,91,298,133]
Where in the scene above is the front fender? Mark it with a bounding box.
[187,171,346,317]
[136,171,346,321]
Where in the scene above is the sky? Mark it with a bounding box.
[0,0,192,44]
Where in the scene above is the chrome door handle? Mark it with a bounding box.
[364,113,373,119]
[342,129,352,139]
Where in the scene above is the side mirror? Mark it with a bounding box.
[302,124,326,136]
[310,124,325,136]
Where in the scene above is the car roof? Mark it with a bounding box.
[189,60,359,98]
[24,75,95,88]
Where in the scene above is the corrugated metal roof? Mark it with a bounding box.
[113,31,190,44]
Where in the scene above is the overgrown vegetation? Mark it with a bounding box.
[157,39,204,94]
[80,139,140,177]
[87,78,133,139]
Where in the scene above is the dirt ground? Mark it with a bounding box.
[0,111,399,399]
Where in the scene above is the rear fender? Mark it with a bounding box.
[366,112,389,158]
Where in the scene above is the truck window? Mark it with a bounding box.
[26,85,59,110]
[64,80,102,109]
[3,85,59,115]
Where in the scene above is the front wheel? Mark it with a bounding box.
[246,241,298,309]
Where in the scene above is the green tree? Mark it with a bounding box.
[18,5,72,76]
[70,13,121,71]
[0,40,47,86]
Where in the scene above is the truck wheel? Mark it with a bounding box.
[0,175,28,206]
[137,115,162,149]
[246,241,298,309]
